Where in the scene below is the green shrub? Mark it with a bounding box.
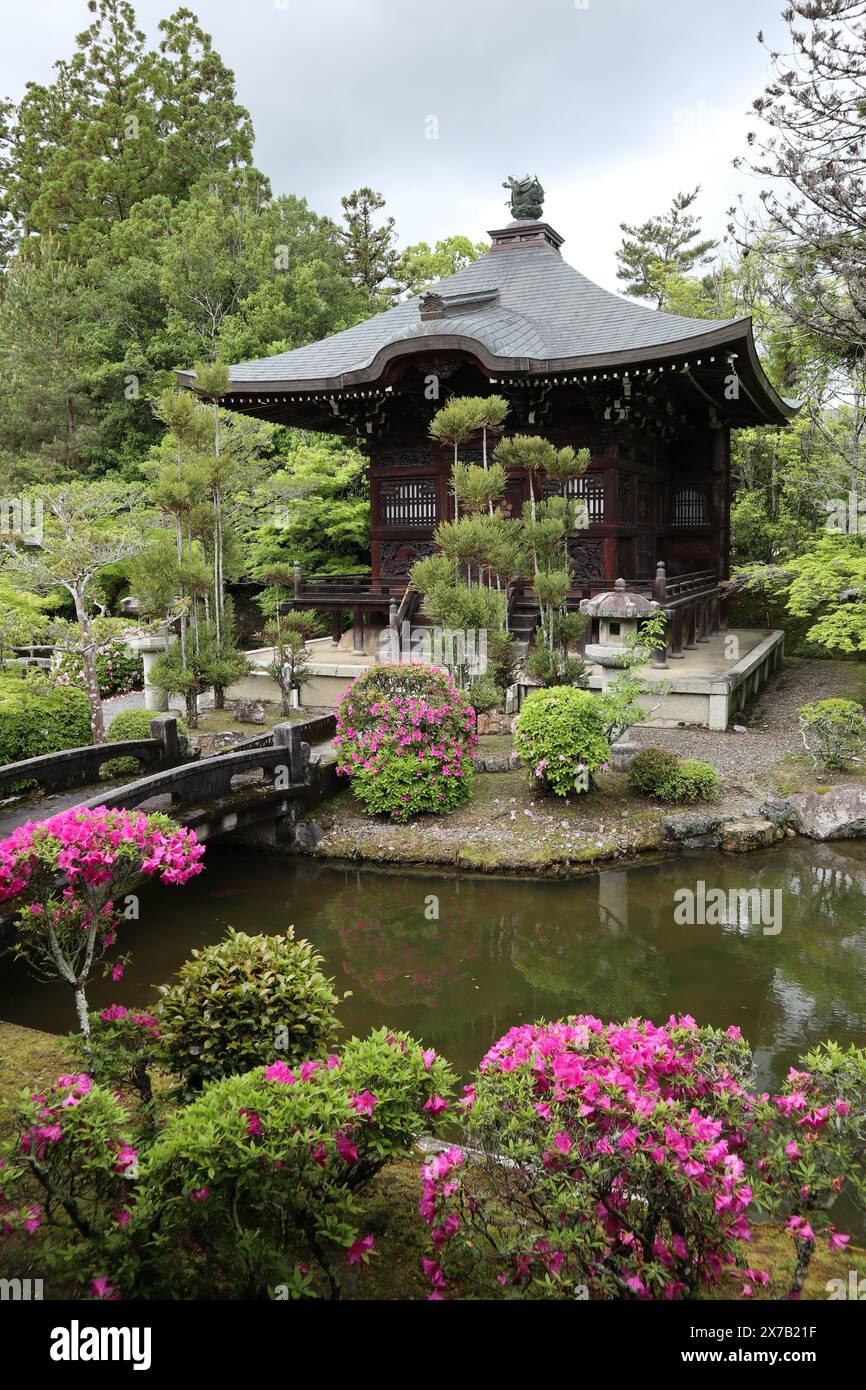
[628,746,680,796]
[134,1029,456,1298]
[103,708,189,777]
[0,677,92,787]
[657,758,719,804]
[156,927,341,1090]
[798,698,866,770]
[335,664,478,822]
[514,686,610,797]
[467,675,501,714]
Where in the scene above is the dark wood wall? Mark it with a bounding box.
[367,409,727,588]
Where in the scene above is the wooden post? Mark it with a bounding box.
[293,561,302,600]
[331,611,342,644]
[697,599,711,642]
[353,606,365,653]
[668,608,684,659]
[685,603,697,650]
[653,561,667,604]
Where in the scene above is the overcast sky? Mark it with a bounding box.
[0,0,790,288]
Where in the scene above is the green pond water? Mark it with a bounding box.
[3,839,866,1099]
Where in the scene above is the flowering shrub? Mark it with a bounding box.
[514,686,610,797]
[419,1015,758,1300]
[798,698,866,770]
[0,807,204,1040]
[334,664,477,822]
[51,632,143,698]
[748,1041,866,1298]
[71,1006,163,1115]
[156,928,341,1091]
[134,1028,455,1298]
[420,1018,866,1301]
[0,1073,135,1297]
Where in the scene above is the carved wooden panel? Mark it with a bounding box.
[567,536,605,580]
[379,540,437,576]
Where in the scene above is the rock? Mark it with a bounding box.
[194,731,247,756]
[719,818,778,853]
[760,797,793,830]
[235,699,266,725]
[473,751,521,773]
[732,724,748,734]
[609,739,639,771]
[788,785,866,841]
[476,711,513,736]
[294,818,329,852]
[661,811,722,841]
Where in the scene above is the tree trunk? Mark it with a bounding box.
[72,586,105,744]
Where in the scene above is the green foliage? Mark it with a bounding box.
[156,928,341,1091]
[628,746,680,796]
[395,235,487,296]
[798,698,866,771]
[514,687,610,797]
[616,187,717,307]
[103,708,189,777]
[133,1029,455,1297]
[0,676,92,776]
[656,758,719,804]
[246,435,370,577]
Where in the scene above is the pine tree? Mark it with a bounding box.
[616,188,717,308]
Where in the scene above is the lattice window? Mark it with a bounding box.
[379,478,437,528]
[673,487,706,527]
[565,473,605,523]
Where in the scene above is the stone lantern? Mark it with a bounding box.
[580,579,665,689]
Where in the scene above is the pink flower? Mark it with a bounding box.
[346,1234,375,1266]
[265,1060,296,1085]
[335,1132,359,1165]
[828,1226,850,1253]
[89,1276,120,1301]
[422,1095,449,1116]
[349,1090,378,1117]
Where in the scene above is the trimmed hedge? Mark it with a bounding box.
[628,746,719,804]
[103,709,189,777]
[0,677,92,787]
[628,747,680,796]
[156,927,341,1091]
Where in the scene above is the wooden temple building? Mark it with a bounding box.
[180,183,795,727]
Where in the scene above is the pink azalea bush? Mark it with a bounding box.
[748,1041,866,1298]
[334,664,478,822]
[418,1016,866,1301]
[130,1028,456,1298]
[71,1005,164,1116]
[0,806,204,1041]
[0,1073,137,1295]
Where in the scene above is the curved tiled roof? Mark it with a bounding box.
[219,229,744,387]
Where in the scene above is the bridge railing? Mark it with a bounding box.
[0,716,192,796]
[78,714,337,815]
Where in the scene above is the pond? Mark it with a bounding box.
[3,838,866,1097]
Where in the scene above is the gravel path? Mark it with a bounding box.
[631,658,863,791]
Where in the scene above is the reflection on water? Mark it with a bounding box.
[3,840,866,1102]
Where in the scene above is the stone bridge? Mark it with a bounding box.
[0,713,339,848]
